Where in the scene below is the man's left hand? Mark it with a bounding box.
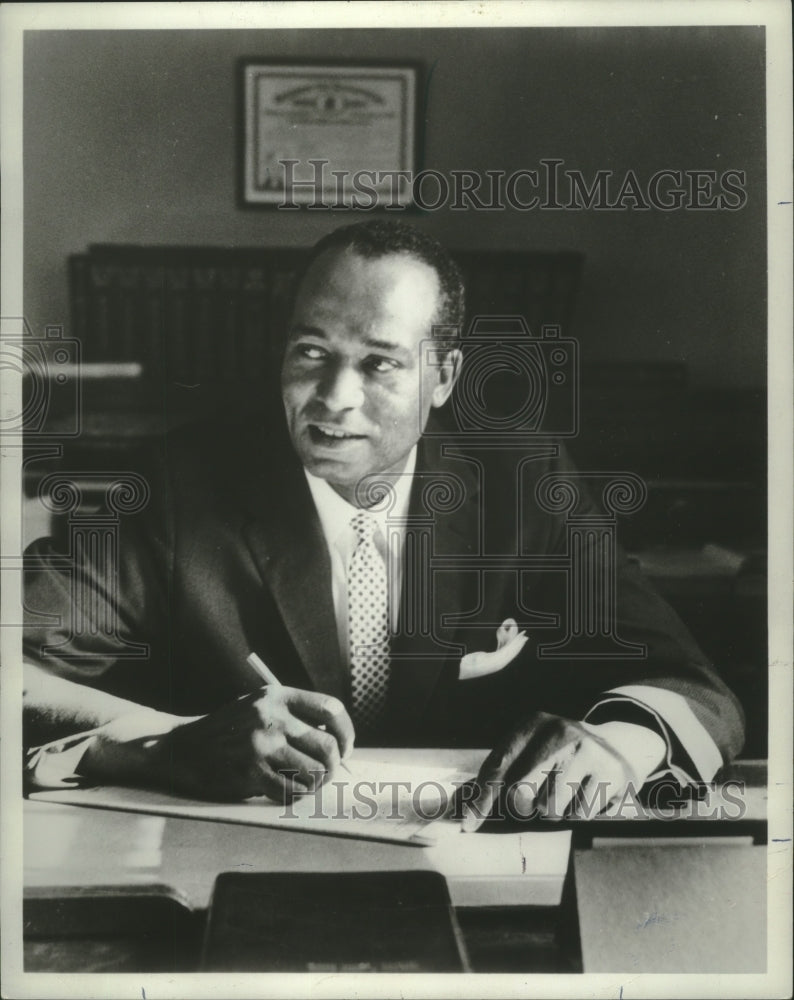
[462,711,642,830]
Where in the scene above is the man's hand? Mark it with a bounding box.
[80,686,355,802]
[462,711,643,831]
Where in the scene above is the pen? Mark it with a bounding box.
[246,652,352,775]
[246,651,281,687]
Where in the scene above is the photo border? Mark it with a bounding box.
[1,3,791,999]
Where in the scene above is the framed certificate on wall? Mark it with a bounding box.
[240,60,420,208]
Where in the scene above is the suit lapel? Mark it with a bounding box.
[388,435,483,727]
[239,424,346,701]
[235,417,485,724]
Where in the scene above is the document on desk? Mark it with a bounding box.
[30,750,572,906]
[31,754,474,846]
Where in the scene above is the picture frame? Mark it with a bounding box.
[240,60,420,208]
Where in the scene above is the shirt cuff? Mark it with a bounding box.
[584,684,723,783]
[581,720,667,787]
[24,731,99,791]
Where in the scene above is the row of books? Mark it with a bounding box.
[68,245,584,385]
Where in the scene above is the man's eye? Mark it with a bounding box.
[366,357,401,374]
[296,344,327,361]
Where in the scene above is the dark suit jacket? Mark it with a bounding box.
[24,410,745,771]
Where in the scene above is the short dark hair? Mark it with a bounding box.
[303,220,466,335]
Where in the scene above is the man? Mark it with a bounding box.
[23,221,744,827]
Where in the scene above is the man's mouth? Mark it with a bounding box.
[308,424,367,445]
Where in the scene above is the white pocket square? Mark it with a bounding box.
[458,618,529,680]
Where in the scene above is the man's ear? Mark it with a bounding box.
[430,348,462,409]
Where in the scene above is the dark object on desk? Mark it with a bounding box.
[201,871,469,972]
[23,885,202,972]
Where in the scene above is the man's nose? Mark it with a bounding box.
[316,362,365,412]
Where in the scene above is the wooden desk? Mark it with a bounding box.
[22,756,767,974]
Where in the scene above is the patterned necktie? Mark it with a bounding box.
[348,510,391,733]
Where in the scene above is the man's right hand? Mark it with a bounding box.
[79,686,355,802]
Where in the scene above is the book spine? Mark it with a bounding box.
[140,263,165,379]
[68,255,90,355]
[164,264,190,382]
[240,264,270,381]
[87,261,116,361]
[117,263,140,364]
[218,265,241,382]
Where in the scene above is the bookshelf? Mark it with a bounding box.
[67,244,585,394]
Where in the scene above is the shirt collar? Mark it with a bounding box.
[304,447,417,549]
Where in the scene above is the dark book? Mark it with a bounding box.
[201,871,469,973]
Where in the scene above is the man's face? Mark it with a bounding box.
[281,247,459,504]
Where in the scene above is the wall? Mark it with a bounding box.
[24,26,766,387]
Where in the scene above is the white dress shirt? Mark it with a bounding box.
[304,447,416,666]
